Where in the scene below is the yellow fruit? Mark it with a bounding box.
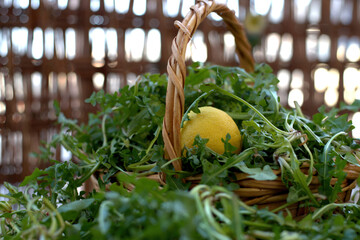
[180,106,242,155]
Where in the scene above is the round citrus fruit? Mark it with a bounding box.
[180,106,242,155]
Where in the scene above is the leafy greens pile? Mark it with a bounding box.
[1,63,360,239]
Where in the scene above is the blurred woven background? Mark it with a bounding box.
[1,0,360,189]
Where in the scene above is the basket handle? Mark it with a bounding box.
[162,0,255,171]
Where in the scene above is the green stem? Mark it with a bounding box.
[160,157,181,169]
[129,163,156,171]
[190,186,230,240]
[145,126,161,155]
[127,126,161,170]
[242,220,273,229]
[210,85,290,136]
[312,203,359,220]
[77,161,102,185]
[271,195,310,213]
[215,192,257,214]
[60,136,93,165]
[322,131,347,187]
[101,114,108,147]
[250,230,274,240]
[181,90,214,128]
[294,101,305,118]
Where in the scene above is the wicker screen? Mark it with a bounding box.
[1,0,360,186]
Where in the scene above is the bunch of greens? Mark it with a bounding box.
[1,63,360,239]
[1,175,360,239]
[176,63,360,208]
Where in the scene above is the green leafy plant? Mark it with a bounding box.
[1,63,360,239]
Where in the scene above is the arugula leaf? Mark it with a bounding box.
[235,162,277,180]
[58,199,95,221]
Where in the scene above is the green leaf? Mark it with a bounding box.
[339,99,360,112]
[343,152,360,167]
[20,168,45,186]
[202,148,255,184]
[98,201,113,234]
[58,199,95,220]
[235,163,277,180]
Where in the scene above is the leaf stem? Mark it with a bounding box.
[312,202,359,220]
[209,85,290,136]
[322,131,347,188]
[160,157,181,169]
[271,195,310,213]
[181,90,214,128]
[77,161,102,186]
[101,114,108,147]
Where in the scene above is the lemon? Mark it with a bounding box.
[180,106,242,154]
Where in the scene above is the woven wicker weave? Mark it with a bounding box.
[162,0,360,215]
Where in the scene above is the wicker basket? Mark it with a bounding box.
[162,0,360,215]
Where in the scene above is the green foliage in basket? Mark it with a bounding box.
[1,175,360,239]
[1,63,360,239]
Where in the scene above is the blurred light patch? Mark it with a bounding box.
[125,28,145,62]
[133,0,146,16]
[343,67,360,104]
[31,72,42,99]
[107,73,121,93]
[269,0,284,23]
[181,0,195,17]
[32,28,43,59]
[346,37,360,62]
[92,73,105,90]
[61,145,72,162]
[253,0,271,15]
[0,102,6,115]
[58,0,68,10]
[162,0,180,17]
[0,29,10,57]
[106,28,118,60]
[31,0,40,9]
[277,69,291,106]
[11,27,28,56]
[328,68,339,89]
[265,33,281,62]
[65,28,76,60]
[58,72,67,94]
[324,88,339,107]
[13,72,24,100]
[90,0,100,12]
[352,112,360,138]
[127,73,137,87]
[190,32,207,63]
[314,67,328,92]
[317,34,330,62]
[146,29,161,62]
[277,69,291,90]
[306,33,318,61]
[288,89,304,108]
[337,36,347,62]
[90,27,105,67]
[104,0,114,12]
[45,28,54,59]
[291,69,304,89]
[308,0,322,24]
[227,0,239,17]
[224,32,235,62]
[279,33,293,62]
[0,73,5,100]
[294,0,311,23]
[115,0,130,14]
